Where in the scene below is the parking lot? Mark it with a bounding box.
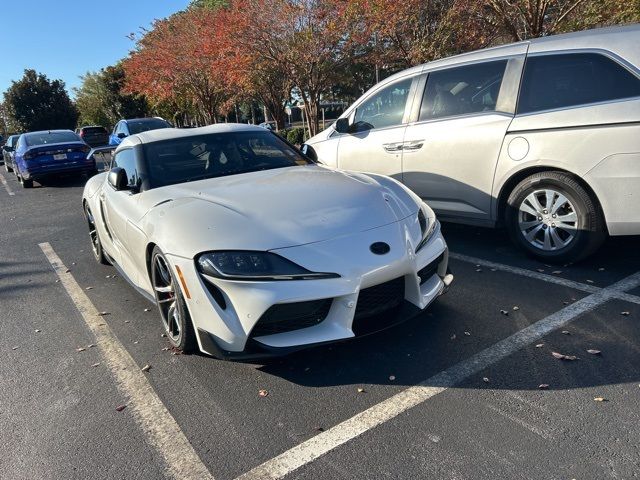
[1,170,639,480]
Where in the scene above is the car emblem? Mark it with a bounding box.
[370,242,390,255]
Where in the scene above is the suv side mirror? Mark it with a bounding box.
[117,132,127,139]
[108,167,129,191]
[335,118,350,134]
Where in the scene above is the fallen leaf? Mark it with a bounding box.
[464,331,471,336]
[561,330,570,335]
[552,351,577,361]
[500,310,509,315]
[133,341,139,344]
[144,308,151,312]
[12,346,18,350]
[621,311,630,316]
[537,269,545,273]
[34,329,41,333]
[124,320,130,323]
[87,343,96,348]
[357,388,365,393]
[593,397,608,402]
[552,270,562,274]
[389,375,396,381]
[97,312,110,316]
[482,377,490,383]
[538,384,549,389]
[76,347,86,352]
[91,362,100,367]
[535,343,544,348]
[258,389,269,397]
[115,405,127,412]
[161,333,167,337]
[586,279,594,284]
[587,349,601,355]
[513,306,520,311]
[85,287,93,290]
[475,268,482,272]
[161,347,169,351]
[563,301,570,305]
[141,364,151,372]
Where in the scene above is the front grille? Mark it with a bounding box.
[250,299,332,337]
[417,253,444,284]
[354,276,405,321]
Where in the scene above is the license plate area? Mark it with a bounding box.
[53,153,67,160]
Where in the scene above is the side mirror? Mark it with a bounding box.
[108,167,129,191]
[335,118,350,134]
[117,132,127,139]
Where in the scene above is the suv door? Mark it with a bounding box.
[402,53,526,223]
[336,76,418,180]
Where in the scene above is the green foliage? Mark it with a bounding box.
[189,0,228,10]
[74,64,148,128]
[4,69,78,131]
[286,127,306,146]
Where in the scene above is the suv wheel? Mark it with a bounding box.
[506,172,606,263]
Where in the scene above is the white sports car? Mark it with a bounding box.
[82,124,452,359]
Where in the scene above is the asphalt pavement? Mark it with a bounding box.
[0,170,638,480]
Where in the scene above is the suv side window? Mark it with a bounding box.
[352,78,412,131]
[419,60,508,121]
[112,148,138,187]
[518,52,640,115]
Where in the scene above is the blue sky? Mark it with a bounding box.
[0,0,190,97]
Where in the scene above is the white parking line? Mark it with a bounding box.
[39,242,214,480]
[236,272,640,480]
[0,172,15,196]
[450,252,640,304]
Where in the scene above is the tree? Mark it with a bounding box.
[124,9,231,125]
[4,69,78,131]
[75,64,148,128]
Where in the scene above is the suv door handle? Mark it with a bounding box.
[403,140,424,151]
[383,142,404,153]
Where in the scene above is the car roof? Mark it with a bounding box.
[118,123,267,149]
[24,129,76,137]
[123,117,168,124]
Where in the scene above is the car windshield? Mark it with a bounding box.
[25,131,80,146]
[143,131,313,188]
[128,119,171,134]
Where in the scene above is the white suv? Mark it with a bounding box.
[303,25,640,262]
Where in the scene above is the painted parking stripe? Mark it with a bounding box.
[0,172,15,196]
[450,252,640,304]
[236,272,640,480]
[449,252,601,294]
[39,242,214,480]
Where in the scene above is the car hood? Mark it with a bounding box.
[140,165,419,255]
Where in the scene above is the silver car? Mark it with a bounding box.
[304,25,640,262]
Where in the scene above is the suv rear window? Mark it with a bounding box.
[518,52,640,114]
[82,127,108,134]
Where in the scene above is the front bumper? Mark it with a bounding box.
[168,219,451,359]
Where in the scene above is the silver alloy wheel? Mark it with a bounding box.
[518,188,578,251]
[153,254,182,342]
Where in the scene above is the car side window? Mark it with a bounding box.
[419,60,508,121]
[518,52,640,115]
[112,149,138,187]
[352,78,412,132]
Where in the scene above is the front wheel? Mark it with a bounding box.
[505,172,606,263]
[84,203,109,265]
[150,247,197,353]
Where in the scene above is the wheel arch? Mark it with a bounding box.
[496,166,606,230]
[145,242,158,282]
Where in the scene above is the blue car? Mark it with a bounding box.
[14,130,94,188]
[109,117,172,146]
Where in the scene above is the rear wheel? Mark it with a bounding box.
[19,172,33,189]
[4,162,12,173]
[150,247,197,353]
[505,171,606,263]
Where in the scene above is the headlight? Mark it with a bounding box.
[416,205,439,252]
[196,251,339,281]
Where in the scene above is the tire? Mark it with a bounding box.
[150,246,197,353]
[505,171,606,263]
[20,173,33,189]
[84,203,109,265]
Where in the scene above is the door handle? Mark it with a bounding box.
[383,142,404,153]
[403,140,425,151]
